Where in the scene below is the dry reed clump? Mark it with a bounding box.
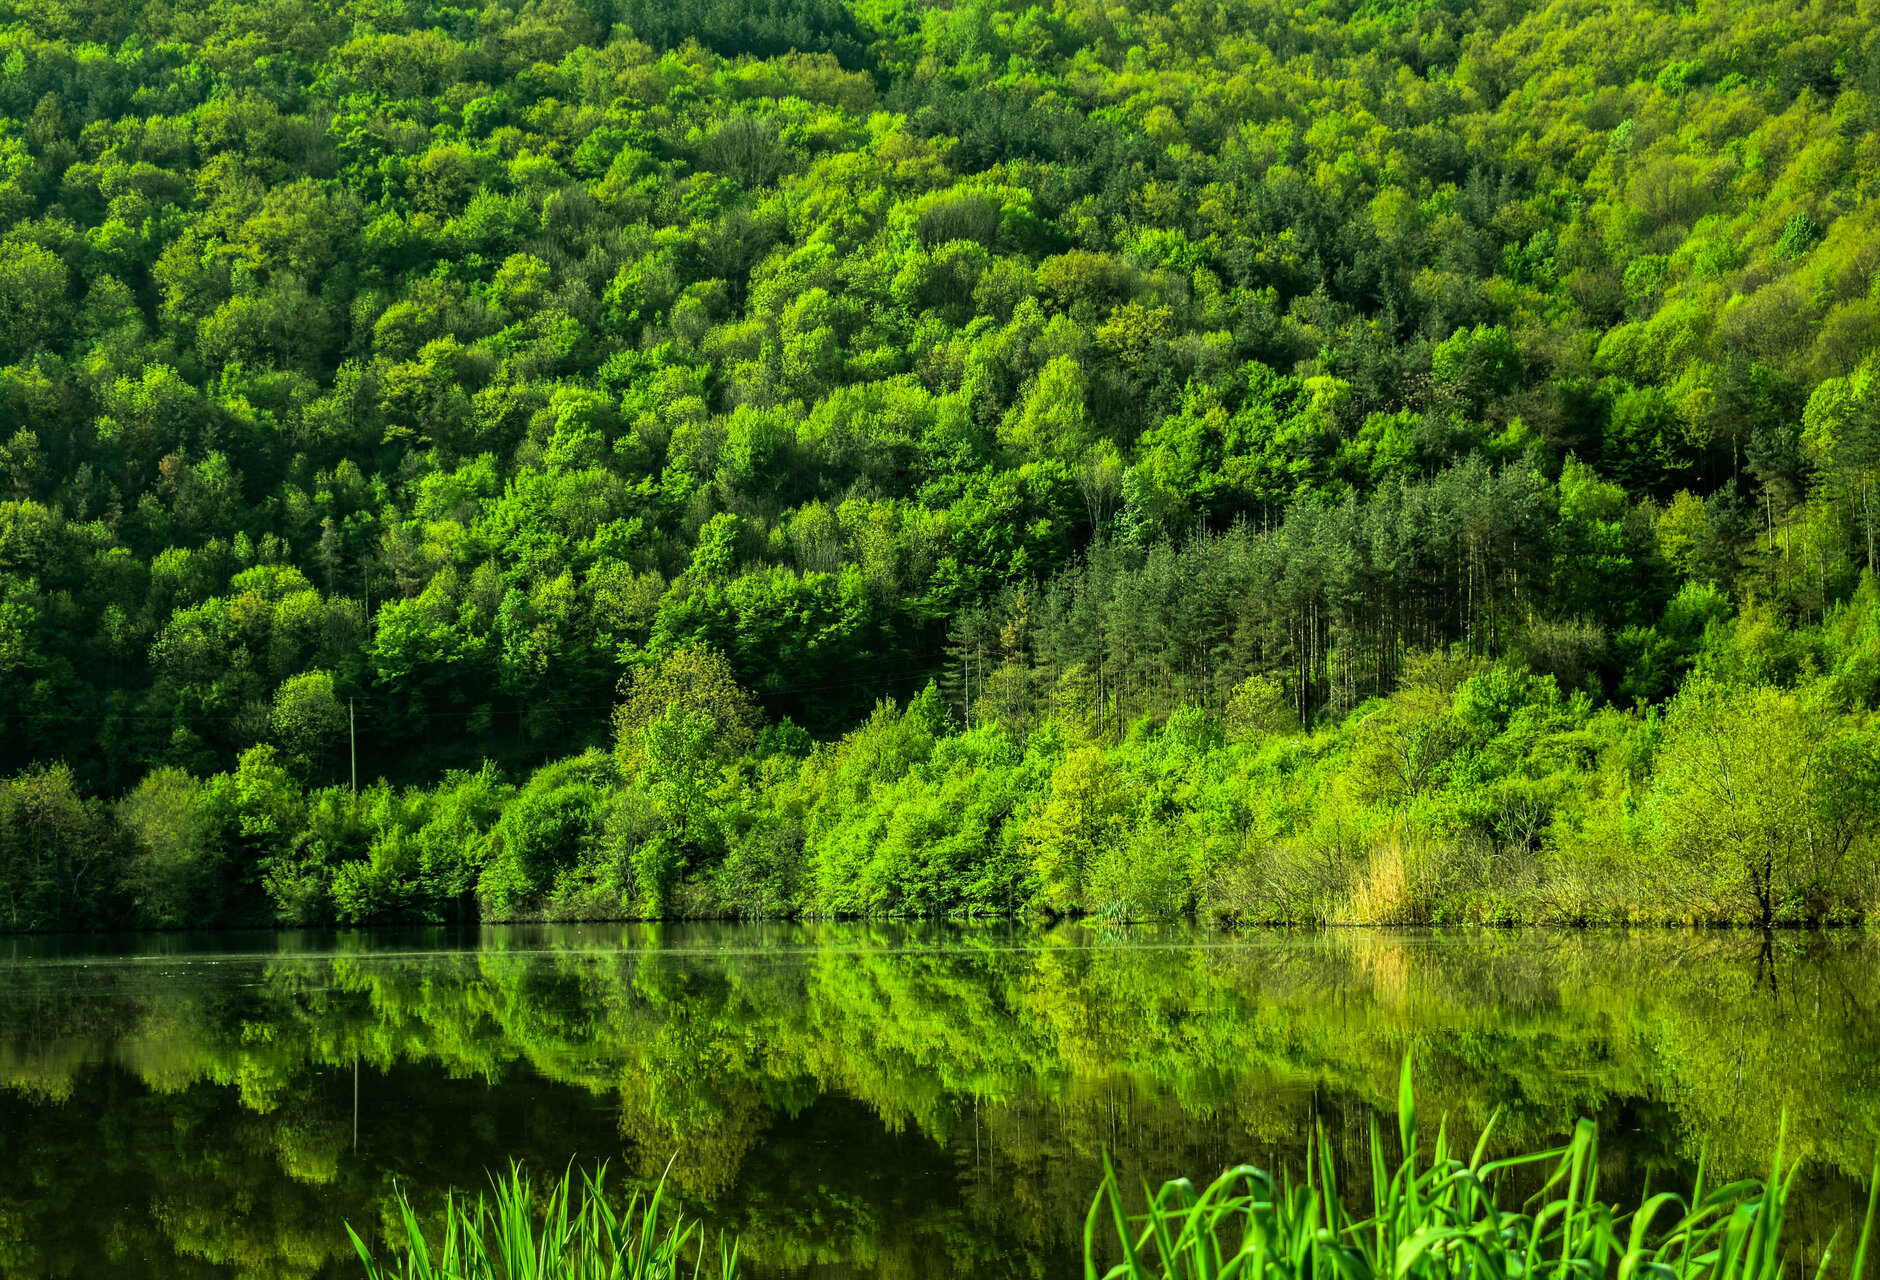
[1340,837,1456,925]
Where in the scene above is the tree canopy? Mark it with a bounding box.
[1,0,1879,928]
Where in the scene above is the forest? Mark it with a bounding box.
[0,0,1878,928]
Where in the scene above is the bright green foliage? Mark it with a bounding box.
[1089,1059,1878,1280]
[271,670,350,776]
[352,1166,739,1280]
[802,713,1038,916]
[7,578,1880,926]
[3,0,1880,927]
[614,645,761,776]
[1024,745,1129,908]
[251,763,517,925]
[633,707,721,909]
[117,765,222,926]
[1804,365,1880,572]
[477,751,615,918]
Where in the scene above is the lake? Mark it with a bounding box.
[1,924,1876,1277]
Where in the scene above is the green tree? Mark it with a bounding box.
[1802,365,1880,574]
[118,768,224,928]
[0,242,66,362]
[270,671,348,779]
[1647,678,1878,925]
[0,764,125,930]
[476,753,612,918]
[1023,745,1130,908]
[632,705,723,911]
[613,645,761,776]
[211,746,307,921]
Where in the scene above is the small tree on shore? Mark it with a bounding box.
[612,645,761,910]
[1647,676,1879,925]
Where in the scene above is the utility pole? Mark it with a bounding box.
[350,699,357,794]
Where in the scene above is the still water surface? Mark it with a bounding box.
[2,923,1877,1278]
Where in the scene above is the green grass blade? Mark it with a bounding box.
[1851,1153,1880,1280]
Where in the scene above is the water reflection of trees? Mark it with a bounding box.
[1,927,1878,1278]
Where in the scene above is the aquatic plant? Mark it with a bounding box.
[352,1059,1880,1280]
[1087,1058,1880,1280]
[351,1164,737,1280]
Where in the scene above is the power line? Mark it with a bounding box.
[0,658,949,726]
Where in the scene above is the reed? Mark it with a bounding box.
[1087,1058,1880,1280]
[353,1060,1880,1280]
[350,1164,737,1280]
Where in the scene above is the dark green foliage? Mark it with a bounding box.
[615,0,867,64]
[0,764,128,930]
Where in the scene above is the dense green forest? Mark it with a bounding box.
[0,0,1878,928]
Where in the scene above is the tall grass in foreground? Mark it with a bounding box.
[1089,1059,1880,1280]
[349,1164,736,1280]
[352,1060,1880,1280]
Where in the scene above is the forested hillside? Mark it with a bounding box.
[1,0,1878,929]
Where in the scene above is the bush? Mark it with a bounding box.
[477,752,615,918]
[710,818,805,918]
[118,767,224,929]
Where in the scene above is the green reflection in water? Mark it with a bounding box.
[0,924,1876,1279]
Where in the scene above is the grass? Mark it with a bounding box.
[1087,1058,1880,1280]
[352,1059,1880,1280]
[349,1163,737,1280]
